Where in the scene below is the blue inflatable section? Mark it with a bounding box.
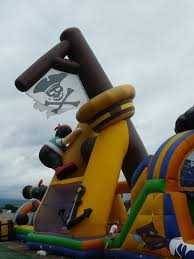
[106,250,161,259]
[16,233,28,242]
[27,242,104,258]
[27,242,161,258]
[131,155,151,188]
[174,243,194,259]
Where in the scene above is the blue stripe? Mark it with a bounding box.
[16,233,27,241]
[108,250,161,258]
[27,242,160,258]
[148,135,175,179]
[131,155,151,188]
[27,242,104,258]
[160,130,194,179]
[163,193,181,240]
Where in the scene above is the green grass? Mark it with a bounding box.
[0,244,33,258]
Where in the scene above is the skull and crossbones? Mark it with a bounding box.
[45,87,80,114]
[32,72,82,115]
[46,83,64,101]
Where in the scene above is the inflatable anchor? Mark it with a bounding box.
[59,185,92,229]
[66,208,92,229]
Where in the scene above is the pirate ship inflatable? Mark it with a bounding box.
[14,28,194,259]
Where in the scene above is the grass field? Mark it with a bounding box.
[0,214,71,258]
[0,243,34,258]
[0,241,72,258]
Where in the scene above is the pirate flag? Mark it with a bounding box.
[26,69,88,118]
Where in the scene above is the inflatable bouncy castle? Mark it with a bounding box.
[14,28,194,259]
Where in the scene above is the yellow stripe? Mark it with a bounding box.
[121,102,134,110]
[90,102,134,129]
[153,132,186,179]
[90,112,110,128]
[15,225,33,230]
[51,176,83,185]
[131,167,148,204]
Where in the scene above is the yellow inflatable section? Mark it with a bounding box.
[72,120,129,237]
[34,85,135,238]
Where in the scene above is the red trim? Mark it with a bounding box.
[55,161,77,176]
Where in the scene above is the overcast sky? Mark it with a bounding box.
[1,1,194,199]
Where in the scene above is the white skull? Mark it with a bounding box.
[46,83,63,101]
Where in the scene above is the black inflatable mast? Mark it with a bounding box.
[15,27,147,185]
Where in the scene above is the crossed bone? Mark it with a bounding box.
[45,88,80,113]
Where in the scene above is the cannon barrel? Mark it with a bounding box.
[22,185,48,200]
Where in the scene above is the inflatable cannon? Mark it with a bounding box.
[22,184,48,201]
[14,183,47,228]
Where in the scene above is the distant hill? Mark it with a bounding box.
[0,199,25,207]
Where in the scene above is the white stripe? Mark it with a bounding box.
[56,138,63,147]
[46,142,64,156]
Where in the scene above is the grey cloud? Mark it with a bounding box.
[1,0,194,198]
